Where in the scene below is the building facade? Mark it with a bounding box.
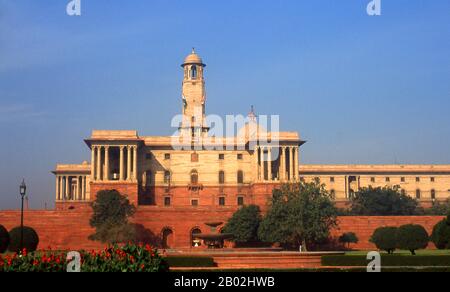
[52,50,450,247]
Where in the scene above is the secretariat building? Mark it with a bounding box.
[52,50,450,246]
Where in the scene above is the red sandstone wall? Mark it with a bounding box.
[0,209,445,251]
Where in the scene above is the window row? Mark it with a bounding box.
[330,189,437,200]
[301,176,437,183]
[162,170,245,184]
[163,196,245,207]
[146,153,245,161]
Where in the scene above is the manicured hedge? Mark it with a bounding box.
[8,226,39,253]
[0,225,9,253]
[322,255,450,267]
[164,256,215,268]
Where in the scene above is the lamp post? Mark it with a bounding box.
[19,179,27,253]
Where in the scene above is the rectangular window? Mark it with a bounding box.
[237,154,243,160]
[371,177,375,183]
[386,177,390,182]
[431,177,435,183]
[401,177,405,183]
[191,199,199,207]
[330,177,335,183]
[219,154,225,160]
[237,196,244,206]
[164,197,171,206]
[191,153,199,162]
[164,153,171,160]
[416,177,420,182]
[219,197,225,206]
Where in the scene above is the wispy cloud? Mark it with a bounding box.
[0,104,47,122]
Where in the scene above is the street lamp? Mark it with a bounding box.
[19,179,26,253]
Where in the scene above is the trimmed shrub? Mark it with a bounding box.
[165,256,215,268]
[370,227,398,254]
[0,225,10,253]
[431,218,450,249]
[322,255,450,267]
[8,226,39,253]
[222,205,261,243]
[396,224,429,255]
[338,232,359,249]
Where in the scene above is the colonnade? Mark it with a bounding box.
[254,146,299,182]
[91,145,138,182]
[55,175,89,201]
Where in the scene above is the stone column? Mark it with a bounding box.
[76,176,80,200]
[294,147,299,181]
[268,147,272,181]
[104,146,110,181]
[82,176,86,201]
[280,147,286,181]
[133,146,138,181]
[127,146,132,181]
[120,146,125,181]
[253,146,259,182]
[91,146,96,182]
[290,147,295,182]
[59,176,63,200]
[65,176,70,200]
[55,176,59,201]
[260,147,265,181]
[96,146,102,181]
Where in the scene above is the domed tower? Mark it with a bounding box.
[180,48,209,139]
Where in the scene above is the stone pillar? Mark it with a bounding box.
[120,146,125,181]
[59,176,63,200]
[65,176,70,200]
[268,147,272,181]
[96,146,102,181]
[91,146,96,182]
[82,176,86,201]
[294,147,299,181]
[55,176,59,201]
[76,176,80,200]
[127,146,132,181]
[280,147,286,181]
[104,146,110,181]
[133,146,138,181]
[290,147,295,182]
[253,146,259,182]
[260,147,265,182]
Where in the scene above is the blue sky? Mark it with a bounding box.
[0,0,449,209]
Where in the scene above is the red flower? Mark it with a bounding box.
[140,264,145,270]
[22,248,27,256]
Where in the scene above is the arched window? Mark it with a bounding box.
[164,171,171,184]
[191,228,202,247]
[416,189,421,199]
[191,170,199,184]
[237,171,244,184]
[162,228,174,249]
[219,171,225,185]
[431,189,436,200]
[191,65,197,79]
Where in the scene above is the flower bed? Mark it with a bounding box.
[0,244,168,272]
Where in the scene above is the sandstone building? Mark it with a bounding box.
[52,50,450,247]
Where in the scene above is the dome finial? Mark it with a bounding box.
[192,47,196,54]
[248,105,257,121]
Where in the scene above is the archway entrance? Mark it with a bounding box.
[162,228,174,249]
[191,228,202,247]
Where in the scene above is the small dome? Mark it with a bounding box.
[182,48,205,66]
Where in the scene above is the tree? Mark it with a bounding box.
[222,205,261,243]
[8,226,39,253]
[338,232,359,249]
[396,224,429,255]
[431,214,450,249]
[370,227,398,254]
[258,180,338,251]
[89,190,136,244]
[350,186,420,216]
[0,225,10,253]
[426,199,450,216]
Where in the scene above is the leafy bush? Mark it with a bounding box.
[165,256,215,268]
[349,186,420,216]
[396,224,429,255]
[0,243,168,272]
[431,216,450,249]
[222,205,261,243]
[0,225,9,253]
[370,227,398,254]
[425,199,450,216]
[322,255,450,267]
[338,232,359,249]
[90,190,137,244]
[8,226,39,253]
